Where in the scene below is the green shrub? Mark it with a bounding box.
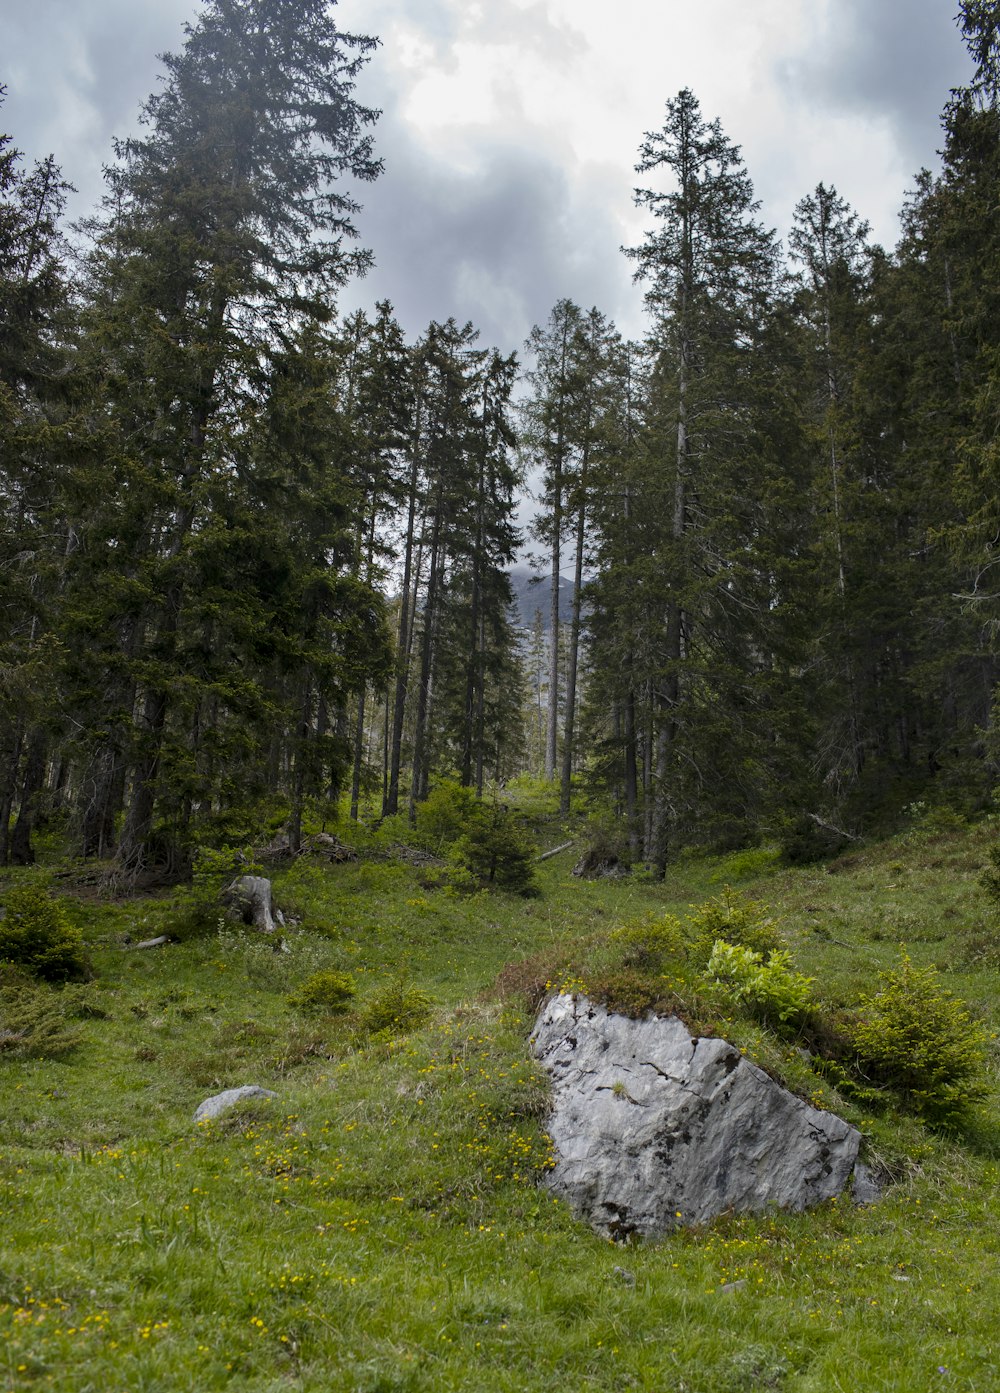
[687,889,784,967]
[609,916,686,971]
[706,941,814,1032]
[451,803,538,896]
[0,969,83,1058]
[847,953,988,1125]
[414,781,478,852]
[288,969,356,1015]
[172,844,262,938]
[979,843,1000,911]
[0,885,91,982]
[360,980,435,1036]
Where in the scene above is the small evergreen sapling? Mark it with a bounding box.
[451,803,538,896]
[687,888,784,967]
[848,954,988,1125]
[0,886,90,982]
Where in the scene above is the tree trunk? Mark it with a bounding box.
[9,727,47,865]
[560,444,588,814]
[649,316,689,879]
[385,437,421,816]
[409,493,443,821]
[118,685,169,873]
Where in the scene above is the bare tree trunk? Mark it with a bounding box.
[9,727,47,865]
[649,317,689,879]
[0,718,26,866]
[475,609,487,797]
[385,440,421,817]
[623,686,640,859]
[409,495,443,822]
[118,685,169,873]
[546,488,561,783]
[560,444,588,814]
[350,687,367,821]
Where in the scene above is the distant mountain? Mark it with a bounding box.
[507,564,575,633]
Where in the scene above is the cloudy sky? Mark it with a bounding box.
[4,0,974,354]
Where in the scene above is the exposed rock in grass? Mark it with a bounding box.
[851,1162,884,1205]
[531,993,863,1240]
[194,1085,278,1122]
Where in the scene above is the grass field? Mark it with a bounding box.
[2,806,999,1391]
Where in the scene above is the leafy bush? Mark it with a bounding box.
[288,969,356,1015]
[414,781,478,852]
[687,889,784,968]
[359,980,435,1036]
[0,885,91,982]
[706,941,814,1032]
[847,954,988,1125]
[609,916,685,971]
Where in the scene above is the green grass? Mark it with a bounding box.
[2,814,1000,1390]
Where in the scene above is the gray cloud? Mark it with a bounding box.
[776,0,973,175]
[3,0,973,355]
[338,31,640,353]
[342,120,639,353]
[4,0,192,215]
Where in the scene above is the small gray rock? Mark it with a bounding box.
[194,1085,278,1123]
[851,1161,883,1206]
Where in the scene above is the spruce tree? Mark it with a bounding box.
[76,0,383,871]
[0,95,76,864]
[625,89,780,872]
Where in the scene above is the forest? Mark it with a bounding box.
[3,0,1000,879]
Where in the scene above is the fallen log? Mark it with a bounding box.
[537,840,574,863]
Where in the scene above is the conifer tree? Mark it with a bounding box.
[0,95,76,864]
[625,89,780,872]
[75,0,384,871]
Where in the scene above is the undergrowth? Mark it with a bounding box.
[0,812,998,1390]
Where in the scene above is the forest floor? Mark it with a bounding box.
[2,801,1000,1391]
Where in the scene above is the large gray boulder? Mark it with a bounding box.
[531,993,862,1240]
